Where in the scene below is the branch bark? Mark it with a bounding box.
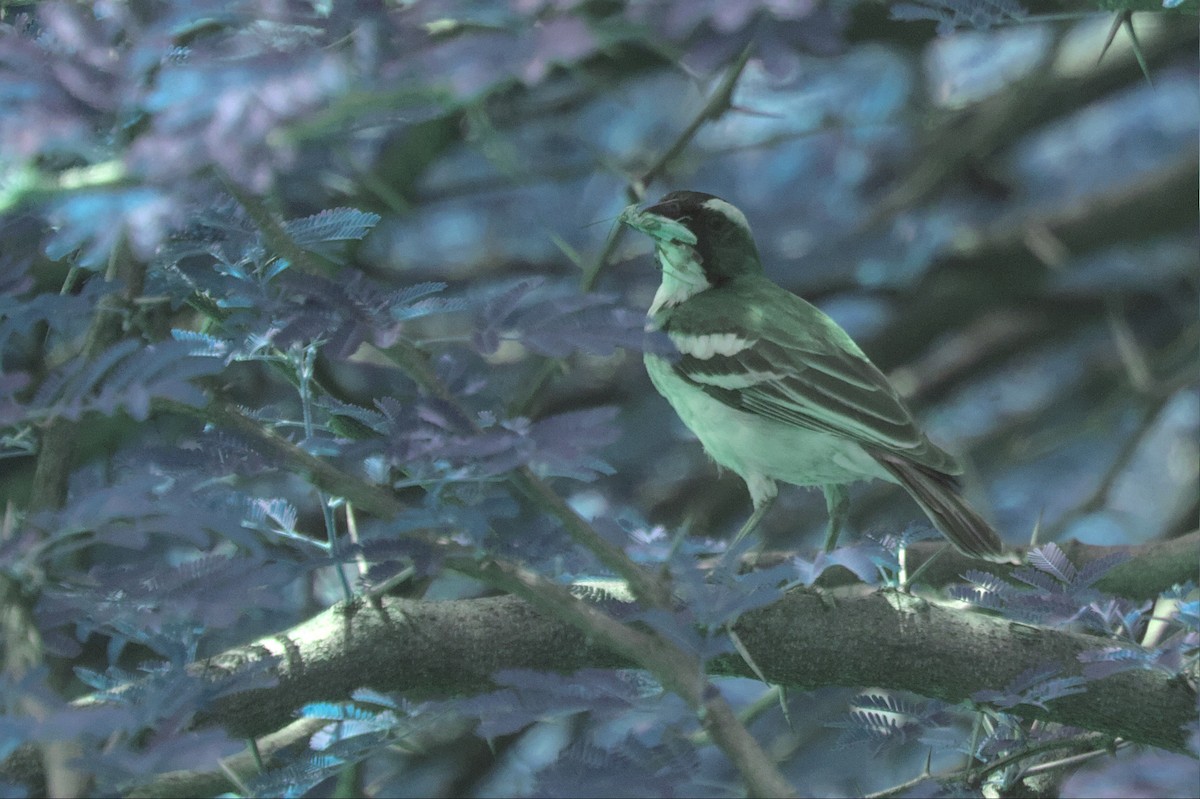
[784,530,1200,600]
[204,538,1196,755]
[4,533,1194,795]
[220,134,796,794]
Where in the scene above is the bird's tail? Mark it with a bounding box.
[872,453,1008,561]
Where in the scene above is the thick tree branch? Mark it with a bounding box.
[221,167,795,794]
[448,557,797,798]
[720,590,1194,752]
[190,546,1190,754]
[4,532,1194,794]
[203,577,1191,755]
[126,718,328,799]
[778,530,1200,599]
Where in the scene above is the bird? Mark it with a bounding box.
[619,190,1006,560]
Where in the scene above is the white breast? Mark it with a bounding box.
[647,242,711,316]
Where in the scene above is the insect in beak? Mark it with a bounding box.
[618,204,698,246]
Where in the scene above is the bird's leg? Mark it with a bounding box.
[822,483,850,552]
[727,475,777,551]
[730,494,774,549]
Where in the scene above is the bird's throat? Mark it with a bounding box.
[648,244,710,317]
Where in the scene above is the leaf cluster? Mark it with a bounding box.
[1,1,1196,797]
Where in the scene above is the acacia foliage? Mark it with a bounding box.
[0,1,1197,797]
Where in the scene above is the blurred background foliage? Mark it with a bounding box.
[0,0,1197,797]
[326,0,1198,553]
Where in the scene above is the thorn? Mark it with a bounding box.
[1096,11,1125,67]
[1123,13,1153,87]
[904,543,949,590]
[1105,294,1155,393]
[246,736,264,773]
[728,626,770,686]
[676,59,705,84]
[220,756,252,794]
[1097,11,1153,87]
[664,518,691,563]
[579,215,620,230]
[628,179,646,204]
[776,685,794,732]
[727,103,786,120]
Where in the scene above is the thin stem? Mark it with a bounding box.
[213,58,795,793]
[297,342,354,602]
[635,43,754,193]
[976,732,1112,782]
[509,45,756,417]
[1017,739,1127,780]
[450,557,797,798]
[161,399,407,520]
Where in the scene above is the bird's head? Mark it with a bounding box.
[620,191,763,314]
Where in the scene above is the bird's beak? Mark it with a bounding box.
[618,203,698,246]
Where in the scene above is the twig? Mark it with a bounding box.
[218,180,673,604]
[160,399,407,521]
[974,731,1112,783]
[1016,739,1128,780]
[125,718,328,799]
[865,731,1118,798]
[867,17,1194,229]
[509,45,755,417]
[444,556,797,798]
[506,467,672,607]
[218,172,333,278]
[1040,392,1167,541]
[634,43,755,194]
[384,336,671,607]
[222,174,793,793]
[864,750,936,799]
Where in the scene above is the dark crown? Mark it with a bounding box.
[644,191,762,281]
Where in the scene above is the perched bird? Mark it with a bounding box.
[620,190,1005,559]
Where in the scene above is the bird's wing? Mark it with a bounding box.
[663,284,961,474]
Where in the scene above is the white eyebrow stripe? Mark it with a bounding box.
[701,198,751,233]
[689,369,785,390]
[670,332,757,359]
